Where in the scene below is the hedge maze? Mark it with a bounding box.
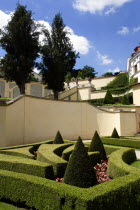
[0,136,140,209]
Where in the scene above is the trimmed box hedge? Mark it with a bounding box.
[62,144,88,161]
[104,144,123,155]
[0,146,34,159]
[37,143,73,177]
[0,167,140,209]
[107,148,138,178]
[101,137,140,149]
[0,140,140,209]
[0,154,54,179]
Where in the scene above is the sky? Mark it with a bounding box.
[0,0,140,76]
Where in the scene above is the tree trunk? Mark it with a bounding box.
[19,83,25,95]
[53,90,59,100]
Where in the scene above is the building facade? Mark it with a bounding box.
[127,46,140,82]
[0,78,52,98]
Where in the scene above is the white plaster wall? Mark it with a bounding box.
[68,77,115,90]
[132,84,140,105]
[0,96,137,147]
[78,88,90,100]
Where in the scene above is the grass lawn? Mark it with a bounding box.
[130,160,140,169]
[0,202,26,210]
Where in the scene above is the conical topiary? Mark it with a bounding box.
[88,131,107,160]
[111,128,120,138]
[64,137,97,188]
[121,94,130,105]
[53,131,64,144]
[104,89,114,104]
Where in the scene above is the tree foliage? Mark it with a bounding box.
[40,13,79,99]
[0,4,39,94]
[65,72,72,88]
[104,90,114,104]
[101,72,113,77]
[64,136,97,188]
[88,131,107,160]
[103,73,129,89]
[82,65,97,79]
[77,71,83,80]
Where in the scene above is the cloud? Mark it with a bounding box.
[36,21,91,55]
[133,26,140,33]
[65,27,91,54]
[72,0,133,15]
[105,7,116,15]
[97,51,113,65]
[117,26,129,35]
[0,10,11,29]
[0,10,91,55]
[107,67,120,73]
[35,20,52,45]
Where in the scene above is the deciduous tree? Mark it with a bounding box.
[82,65,97,79]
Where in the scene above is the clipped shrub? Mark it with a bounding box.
[107,148,137,178]
[37,143,72,177]
[0,154,54,179]
[88,151,101,167]
[102,137,140,149]
[88,131,107,160]
[104,90,114,104]
[53,131,64,144]
[64,137,97,188]
[121,94,130,105]
[111,128,120,138]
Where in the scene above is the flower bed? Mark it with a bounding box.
[55,159,111,184]
[94,160,111,183]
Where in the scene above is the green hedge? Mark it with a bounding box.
[107,148,138,178]
[62,144,88,161]
[0,139,53,151]
[37,143,72,177]
[62,145,75,161]
[85,92,133,106]
[0,154,54,179]
[101,137,140,149]
[0,146,34,159]
[0,167,140,209]
[0,141,140,209]
[104,144,123,155]
[88,151,101,167]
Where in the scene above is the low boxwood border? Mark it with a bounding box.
[0,166,140,209]
[0,141,140,209]
[101,137,140,149]
[62,144,88,161]
[0,154,54,179]
[107,148,138,178]
[37,143,73,177]
[0,146,34,159]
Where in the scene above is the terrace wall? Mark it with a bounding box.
[0,95,137,147]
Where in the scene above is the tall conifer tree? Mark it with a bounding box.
[0,4,39,94]
[40,13,79,99]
